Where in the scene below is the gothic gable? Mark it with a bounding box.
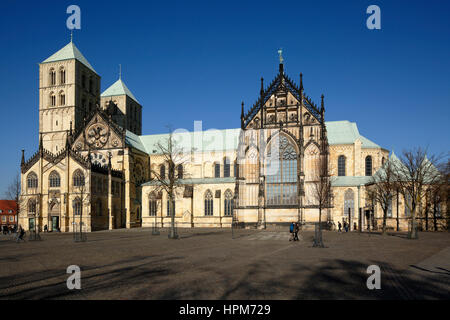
[242,64,323,129]
[72,109,125,152]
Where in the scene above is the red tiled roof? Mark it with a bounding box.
[0,200,18,214]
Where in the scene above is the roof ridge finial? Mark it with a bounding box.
[70,30,73,43]
[278,48,284,64]
[278,48,284,74]
[119,64,122,80]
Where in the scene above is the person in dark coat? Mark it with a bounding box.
[16,225,25,242]
[289,222,295,241]
[293,223,300,241]
[338,221,342,232]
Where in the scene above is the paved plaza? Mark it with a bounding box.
[0,228,449,300]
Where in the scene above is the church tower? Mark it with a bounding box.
[39,39,100,153]
[101,76,142,135]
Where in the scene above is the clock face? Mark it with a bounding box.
[90,152,108,166]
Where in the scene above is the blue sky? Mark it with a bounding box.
[0,0,449,193]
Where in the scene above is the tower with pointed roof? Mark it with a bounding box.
[101,76,142,135]
[39,39,101,153]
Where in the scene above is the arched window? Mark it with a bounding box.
[224,189,233,216]
[404,194,411,217]
[338,155,346,176]
[73,198,82,215]
[160,164,166,179]
[73,170,85,187]
[344,189,355,217]
[59,67,66,84]
[28,199,37,214]
[387,197,393,217]
[214,163,220,178]
[266,135,298,205]
[365,156,373,176]
[149,194,157,216]
[204,190,214,216]
[50,92,56,106]
[177,164,183,179]
[381,157,386,166]
[49,68,56,85]
[27,172,38,189]
[59,91,65,106]
[223,157,230,177]
[49,171,60,188]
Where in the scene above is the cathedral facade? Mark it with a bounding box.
[20,40,407,233]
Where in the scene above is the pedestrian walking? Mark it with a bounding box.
[16,225,25,242]
[338,221,342,232]
[289,222,295,241]
[353,222,357,231]
[293,223,299,241]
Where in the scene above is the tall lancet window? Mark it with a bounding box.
[49,68,56,85]
[59,91,65,106]
[266,135,298,205]
[60,67,66,84]
[365,156,373,176]
[338,155,346,176]
[204,190,214,216]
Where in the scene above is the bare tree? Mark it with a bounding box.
[4,172,22,227]
[367,157,397,235]
[72,169,90,240]
[394,147,444,239]
[428,159,450,230]
[149,129,189,239]
[311,157,333,247]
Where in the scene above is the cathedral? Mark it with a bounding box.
[20,40,402,233]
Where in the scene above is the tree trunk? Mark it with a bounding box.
[319,207,322,228]
[382,208,387,235]
[396,191,400,231]
[169,193,177,239]
[409,205,418,239]
[433,202,438,231]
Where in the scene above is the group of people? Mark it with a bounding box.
[1,224,27,242]
[1,225,17,235]
[289,222,300,241]
[337,221,357,232]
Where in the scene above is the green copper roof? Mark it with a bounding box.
[101,79,140,104]
[126,121,382,155]
[141,177,235,187]
[325,121,380,149]
[42,41,96,73]
[126,128,241,155]
[331,176,372,187]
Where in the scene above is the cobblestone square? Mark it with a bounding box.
[0,228,449,299]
